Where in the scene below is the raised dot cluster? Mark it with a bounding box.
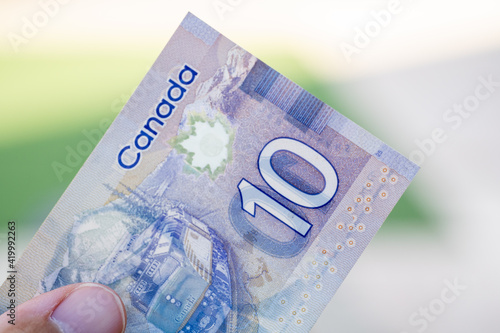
[275,165,399,327]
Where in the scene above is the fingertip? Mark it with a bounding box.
[50,283,126,333]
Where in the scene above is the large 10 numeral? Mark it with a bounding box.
[238,138,338,237]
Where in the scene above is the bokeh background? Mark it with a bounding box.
[1,0,499,332]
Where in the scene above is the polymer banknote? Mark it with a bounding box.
[0,13,419,332]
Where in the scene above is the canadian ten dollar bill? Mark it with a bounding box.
[0,13,418,332]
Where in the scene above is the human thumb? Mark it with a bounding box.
[0,283,126,333]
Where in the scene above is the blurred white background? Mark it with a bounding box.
[1,0,499,332]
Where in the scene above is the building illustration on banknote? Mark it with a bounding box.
[39,184,235,332]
